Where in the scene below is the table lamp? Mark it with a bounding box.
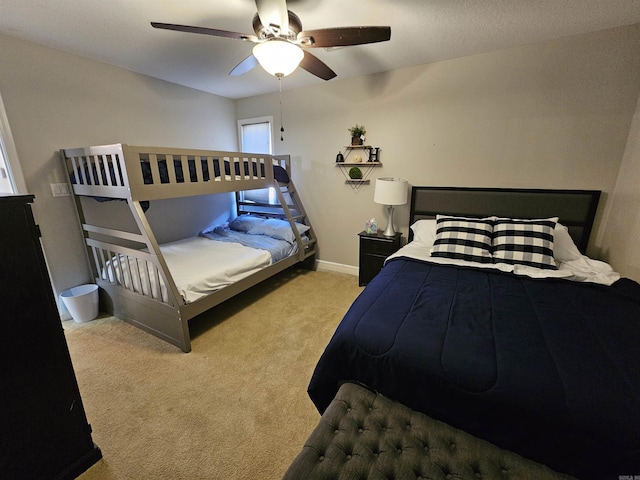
[374,177,408,237]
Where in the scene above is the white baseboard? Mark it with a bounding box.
[316,260,358,277]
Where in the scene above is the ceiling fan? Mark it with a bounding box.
[151,0,391,80]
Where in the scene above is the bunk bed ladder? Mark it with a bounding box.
[275,181,317,265]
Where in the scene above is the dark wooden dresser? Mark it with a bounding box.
[0,195,101,479]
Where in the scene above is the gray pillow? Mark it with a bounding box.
[229,215,266,233]
[247,218,310,244]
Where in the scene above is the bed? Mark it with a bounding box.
[62,144,316,352]
[308,187,640,480]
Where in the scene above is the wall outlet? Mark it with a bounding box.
[51,183,70,196]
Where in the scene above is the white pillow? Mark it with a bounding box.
[410,219,437,246]
[554,223,582,262]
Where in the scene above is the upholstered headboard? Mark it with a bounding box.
[410,187,600,254]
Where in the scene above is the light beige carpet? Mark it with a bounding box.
[63,267,363,480]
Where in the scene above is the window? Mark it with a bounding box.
[0,92,26,194]
[238,116,273,155]
[237,116,275,204]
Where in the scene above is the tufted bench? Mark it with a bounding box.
[283,382,576,480]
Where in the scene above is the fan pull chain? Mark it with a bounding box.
[278,73,284,141]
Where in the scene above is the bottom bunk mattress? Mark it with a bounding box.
[103,216,308,304]
[104,233,299,304]
[307,257,640,480]
[104,237,272,304]
[160,236,274,303]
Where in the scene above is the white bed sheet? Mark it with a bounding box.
[388,240,620,286]
[161,236,272,303]
[105,236,272,304]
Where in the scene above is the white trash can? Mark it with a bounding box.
[60,284,99,323]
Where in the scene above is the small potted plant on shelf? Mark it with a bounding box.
[348,167,363,179]
[348,124,366,146]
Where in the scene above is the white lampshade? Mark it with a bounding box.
[374,177,408,206]
[253,40,304,77]
[374,177,408,237]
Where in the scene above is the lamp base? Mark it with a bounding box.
[382,205,397,237]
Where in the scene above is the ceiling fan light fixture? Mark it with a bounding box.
[252,39,303,77]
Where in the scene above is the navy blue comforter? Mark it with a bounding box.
[308,257,640,480]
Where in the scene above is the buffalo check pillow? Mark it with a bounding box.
[431,215,494,263]
[493,217,558,270]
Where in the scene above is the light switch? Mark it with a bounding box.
[51,183,71,196]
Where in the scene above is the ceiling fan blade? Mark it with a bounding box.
[299,50,336,81]
[151,22,258,42]
[298,26,391,48]
[255,0,288,35]
[229,55,259,76]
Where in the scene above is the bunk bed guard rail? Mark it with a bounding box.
[63,143,279,201]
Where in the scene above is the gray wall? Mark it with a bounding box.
[1,22,640,301]
[0,34,238,310]
[237,25,640,278]
[600,93,640,280]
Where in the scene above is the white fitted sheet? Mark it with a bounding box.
[161,236,272,303]
[105,236,272,303]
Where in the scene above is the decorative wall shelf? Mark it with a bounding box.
[336,146,382,191]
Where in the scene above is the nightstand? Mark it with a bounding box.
[358,231,402,286]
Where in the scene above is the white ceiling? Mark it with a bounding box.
[2,0,640,100]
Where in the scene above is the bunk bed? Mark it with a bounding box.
[308,187,640,480]
[62,144,316,352]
